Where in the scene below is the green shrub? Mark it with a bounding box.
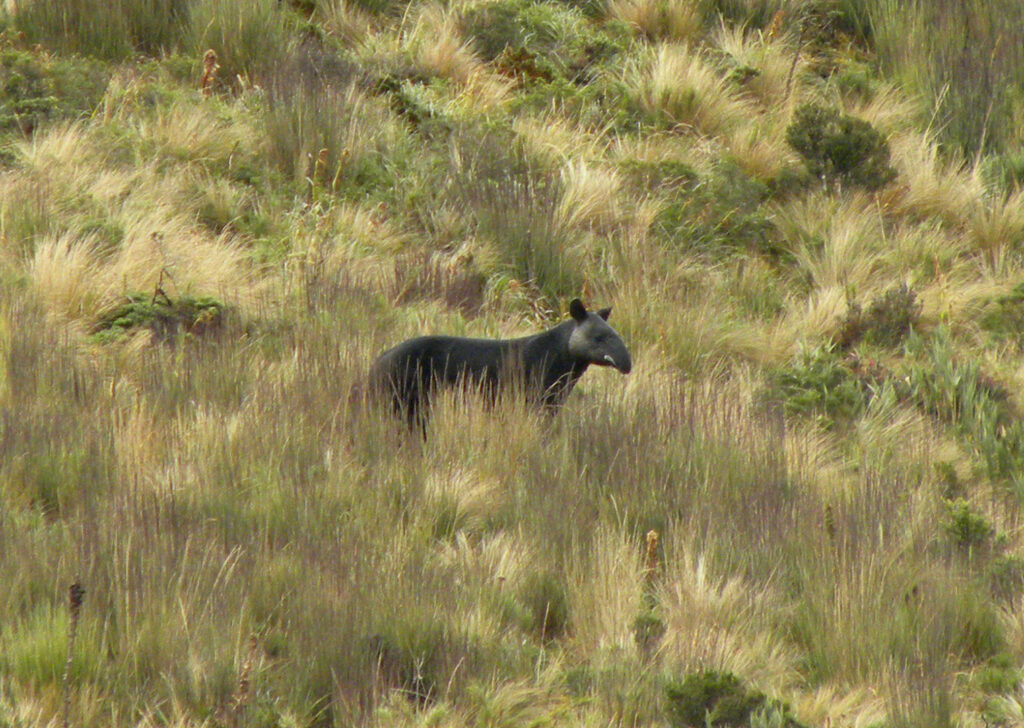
[654,161,784,259]
[631,610,665,654]
[988,554,1024,602]
[664,670,804,728]
[942,498,993,552]
[975,653,1022,695]
[903,330,1024,495]
[785,103,896,191]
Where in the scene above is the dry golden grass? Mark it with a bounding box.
[314,0,378,45]
[557,158,623,231]
[712,21,808,110]
[622,43,754,137]
[8,4,1024,727]
[656,542,800,690]
[569,524,645,654]
[607,0,702,43]
[776,191,888,293]
[406,4,512,109]
[881,132,982,225]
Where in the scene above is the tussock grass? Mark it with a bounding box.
[6,1,1024,726]
[622,43,754,137]
[607,0,703,43]
[712,20,807,109]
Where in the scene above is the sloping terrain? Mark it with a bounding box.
[2,0,1024,726]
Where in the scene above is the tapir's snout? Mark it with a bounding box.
[603,346,632,374]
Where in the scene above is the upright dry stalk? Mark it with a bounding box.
[228,634,260,727]
[201,50,220,98]
[62,581,85,728]
[644,530,660,586]
[313,147,329,191]
[765,10,784,42]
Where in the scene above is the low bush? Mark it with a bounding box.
[835,283,922,349]
[785,102,896,191]
[664,670,805,728]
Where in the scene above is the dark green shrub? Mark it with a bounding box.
[631,610,665,653]
[835,284,922,349]
[785,103,896,191]
[664,670,804,728]
[92,292,228,343]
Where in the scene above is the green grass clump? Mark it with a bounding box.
[0,48,109,134]
[763,344,874,423]
[902,330,1024,496]
[785,102,896,191]
[10,0,190,60]
[91,292,227,343]
[653,160,783,259]
[461,0,629,85]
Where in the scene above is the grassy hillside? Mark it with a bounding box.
[2,0,1024,726]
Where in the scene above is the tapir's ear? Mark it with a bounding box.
[569,298,587,322]
[597,307,612,321]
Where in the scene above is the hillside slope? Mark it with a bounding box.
[2,1,1024,726]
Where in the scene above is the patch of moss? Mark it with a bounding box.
[91,292,227,343]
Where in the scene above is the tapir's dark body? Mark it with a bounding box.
[370,299,631,427]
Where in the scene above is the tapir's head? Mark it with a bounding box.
[567,299,632,374]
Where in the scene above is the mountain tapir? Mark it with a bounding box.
[369,299,631,427]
